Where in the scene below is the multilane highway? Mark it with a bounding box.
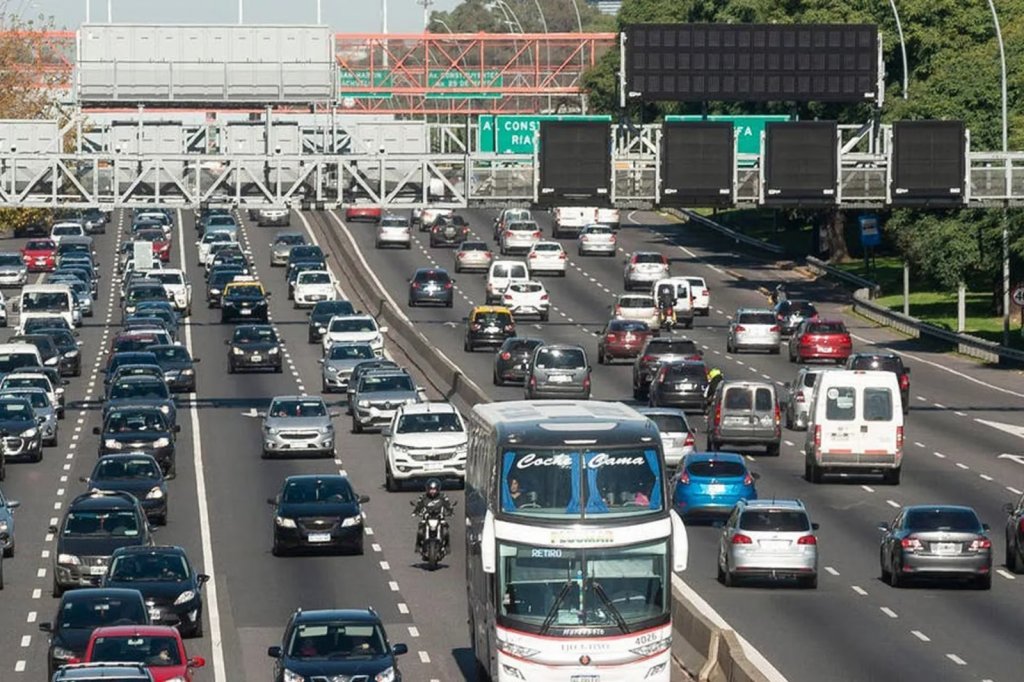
[3,205,1023,681]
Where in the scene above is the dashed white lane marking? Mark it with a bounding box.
[408,626,420,637]
[1008,486,1023,495]
[398,603,409,614]
[379,561,390,570]
[15,660,25,671]
[955,462,969,470]
[364,527,374,536]
[388,580,400,592]
[933,403,946,409]
[824,567,840,576]
[861,485,875,493]
[980,474,994,481]
[19,635,30,647]
[911,630,931,642]
[36,568,46,578]
[851,586,868,596]
[954,411,967,417]
[997,568,1016,580]
[914,441,925,448]
[933,451,946,459]
[886,499,901,508]
[945,654,967,666]
[784,440,794,447]
[916,396,927,402]
[26,612,36,623]
[880,607,898,619]
[31,589,41,599]
[371,543,382,553]
[418,651,431,663]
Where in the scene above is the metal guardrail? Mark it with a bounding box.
[668,208,786,255]
[804,256,882,298]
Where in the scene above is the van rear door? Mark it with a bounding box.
[861,385,898,455]
[818,383,858,455]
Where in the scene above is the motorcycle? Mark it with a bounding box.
[658,304,677,331]
[412,499,457,570]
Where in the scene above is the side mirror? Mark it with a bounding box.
[188,656,206,668]
[193,358,201,363]
[48,524,58,533]
[164,471,176,480]
[358,494,370,504]
[379,326,389,333]
[982,523,991,531]
[38,622,52,633]
[877,522,889,532]
[267,646,282,658]
[7,500,19,509]
[1004,502,1015,514]
[329,411,340,418]
[393,643,409,656]
[92,426,101,435]
[62,380,70,386]
[811,522,820,531]
[224,340,229,345]
[197,574,211,584]
[317,358,324,364]
[256,411,267,419]
[381,426,392,437]
[265,291,272,297]
[174,425,181,433]
[750,472,761,480]
[266,497,277,506]
[904,367,911,375]
[409,499,417,507]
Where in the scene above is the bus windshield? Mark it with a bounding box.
[500,448,663,519]
[498,539,668,634]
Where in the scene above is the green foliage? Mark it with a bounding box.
[430,0,614,34]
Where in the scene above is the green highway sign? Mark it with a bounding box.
[338,71,393,99]
[477,114,613,154]
[666,115,791,156]
[339,70,504,100]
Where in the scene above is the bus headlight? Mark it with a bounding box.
[496,639,540,659]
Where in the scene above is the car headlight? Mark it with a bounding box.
[318,424,333,434]
[375,666,397,682]
[146,486,165,499]
[326,365,339,374]
[164,677,187,682]
[358,400,370,408]
[181,368,195,376]
[274,516,296,528]
[391,444,408,454]
[341,516,362,528]
[57,553,80,566]
[269,347,280,354]
[496,639,540,659]
[374,335,383,346]
[0,520,7,532]
[104,439,124,450]
[160,405,170,414]
[317,326,326,333]
[210,288,221,296]
[52,645,76,660]
[173,590,196,605]
[283,670,304,682]
[232,347,244,355]
[152,437,171,448]
[64,350,79,358]
[22,427,37,438]
[455,443,468,454]
[44,357,58,366]
[264,426,279,435]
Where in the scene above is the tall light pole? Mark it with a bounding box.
[316,0,321,23]
[238,0,243,24]
[84,0,90,23]
[568,0,583,32]
[107,0,111,22]
[887,0,909,99]
[986,0,1011,345]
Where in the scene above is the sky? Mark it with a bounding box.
[27,0,459,33]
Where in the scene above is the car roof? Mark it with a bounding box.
[293,608,380,624]
[902,504,977,514]
[69,491,138,509]
[536,343,585,352]
[739,499,806,511]
[721,380,775,389]
[736,307,775,314]
[111,545,187,557]
[62,587,147,603]
[636,406,687,417]
[413,268,450,276]
[471,305,511,314]
[684,451,746,464]
[271,395,326,403]
[399,401,459,416]
[284,474,351,485]
[90,624,182,638]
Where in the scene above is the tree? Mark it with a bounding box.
[430,0,615,34]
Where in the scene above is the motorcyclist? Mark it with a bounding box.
[770,283,788,305]
[656,282,677,327]
[705,367,724,404]
[412,478,455,553]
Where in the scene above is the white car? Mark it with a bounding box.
[293,270,335,308]
[376,215,412,249]
[501,280,550,321]
[624,251,670,290]
[493,208,532,240]
[485,260,530,304]
[613,294,659,328]
[383,401,468,491]
[50,222,85,246]
[144,269,192,315]
[321,314,387,356]
[197,231,236,265]
[577,224,617,256]
[526,241,567,276]
[500,220,541,255]
[684,276,711,316]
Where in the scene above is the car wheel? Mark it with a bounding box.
[801,574,818,589]
[882,467,901,485]
[722,562,735,587]
[1008,543,1022,573]
[156,513,168,527]
[880,549,891,582]
[274,364,282,374]
[385,465,398,492]
[271,537,285,557]
[3,543,13,558]
[493,371,504,387]
[352,420,363,434]
[261,449,271,460]
[766,443,780,457]
[598,350,605,365]
[976,573,992,590]
[353,540,365,556]
[446,299,453,309]
[464,339,472,352]
[540,311,548,322]
[717,559,726,584]
[771,346,780,355]
[52,578,63,598]
[889,558,902,588]
[33,448,42,463]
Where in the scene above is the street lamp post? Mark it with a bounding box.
[887,0,909,100]
[985,0,1011,345]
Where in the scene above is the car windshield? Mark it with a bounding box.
[299,272,331,284]
[94,457,162,480]
[506,340,542,354]
[106,411,167,432]
[360,374,414,393]
[291,247,323,260]
[26,240,55,250]
[330,318,377,333]
[396,412,463,434]
[22,291,69,311]
[497,539,668,632]
[646,413,687,433]
[381,216,409,227]
[150,347,190,363]
[534,348,585,370]
[226,285,262,298]
[270,400,327,418]
[739,509,810,532]
[90,635,182,666]
[0,400,32,420]
[281,478,354,504]
[287,622,388,659]
[60,596,147,630]
[126,287,166,303]
[4,391,48,408]
[500,447,663,519]
[62,510,140,537]
[113,336,163,353]
[327,345,374,361]
[234,327,277,343]
[0,254,23,266]
[904,508,982,532]
[275,235,305,245]
[738,312,777,325]
[109,554,189,582]
[493,265,527,278]
[109,381,169,401]
[686,460,746,478]
[533,243,560,252]
[203,232,232,244]
[313,301,355,319]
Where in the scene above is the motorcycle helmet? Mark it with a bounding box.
[426,478,442,498]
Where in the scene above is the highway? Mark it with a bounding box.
[3,204,1024,681]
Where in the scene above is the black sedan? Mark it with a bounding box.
[149,344,200,393]
[648,360,709,411]
[104,375,177,427]
[206,266,246,307]
[36,328,83,377]
[268,475,368,555]
[94,407,179,476]
[82,453,171,525]
[408,268,454,307]
[307,299,357,343]
[429,215,471,247]
[227,325,282,373]
[493,337,544,386]
[103,545,210,638]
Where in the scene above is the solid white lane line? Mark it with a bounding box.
[911,630,930,642]
[880,607,898,619]
[945,654,967,666]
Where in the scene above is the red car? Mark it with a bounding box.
[345,204,382,223]
[598,319,654,364]
[77,625,205,682]
[788,319,853,364]
[21,238,57,272]
[135,229,172,263]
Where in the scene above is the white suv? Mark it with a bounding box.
[485,260,530,304]
[293,270,335,308]
[501,280,550,321]
[383,401,468,491]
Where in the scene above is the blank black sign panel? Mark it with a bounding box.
[660,122,734,207]
[538,121,611,205]
[763,121,837,206]
[891,120,966,207]
[626,24,879,103]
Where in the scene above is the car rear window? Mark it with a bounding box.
[510,282,543,293]
[788,301,817,315]
[415,271,449,283]
[904,508,981,532]
[650,340,698,355]
[739,509,811,532]
[535,348,586,369]
[739,312,777,325]
[621,296,653,307]
[754,388,774,411]
[808,322,847,334]
[533,243,560,252]
[634,253,665,264]
[647,413,687,433]
[849,356,901,373]
[723,387,751,410]
[667,364,705,379]
[825,386,856,420]
[609,320,649,332]
[461,242,488,251]
[477,312,512,326]
[508,340,543,353]
[863,387,894,421]
[687,460,746,478]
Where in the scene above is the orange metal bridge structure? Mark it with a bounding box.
[4,30,616,114]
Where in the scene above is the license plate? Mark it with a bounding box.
[240,308,252,315]
[251,354,262,362]
[89,566,108,576]
[485,326,499,333]
[549,375,572,383]
[571,676,599,682]
[675,382,692,390]
[934,542,960,555]
[148,608,161,620]
[818,346,832,353]
[308,533,331,543]
[724,416,747,425]
[759,540,789,551]
[706,484,726,495]
[423,462,444,471]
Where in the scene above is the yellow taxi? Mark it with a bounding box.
[464,305,516,352]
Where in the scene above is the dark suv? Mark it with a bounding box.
[493,337,544,386]
[632,337,705,400]
[845,352,911,413]
[268,608,407,682]
[648,360,709,411]
[407,268,454,308]
[307,300,356,343]
[50,491,154,596]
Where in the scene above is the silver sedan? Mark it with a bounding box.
[453,241,493,273]
[260,396,337,459]
[269,232,307,267]
[0,388,57,446]
[320,342,375,393]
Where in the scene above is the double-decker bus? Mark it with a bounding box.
[465,400,688,682]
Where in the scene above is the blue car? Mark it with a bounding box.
[672,452,757,519]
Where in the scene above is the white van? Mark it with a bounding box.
[485,260,530,304]
[804,370,904,485]
[18,284,78,331]
[651,277,695,329]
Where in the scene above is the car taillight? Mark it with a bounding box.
[797,535,817,546]
[731,533,752,545]
[614,306,622,316]
[504,231,512,238]
[606,334,617,341]
[800,334,812,345]
[841,334,852,345]
[679,470,690,484]
[733,325,746,332]
[901,536,923,550]
[641,354,655,364]
[896,426,904,450]
[774,403,781,425]
[444,282,453,289]
[813,425,821,448]
[742,472,753,486]
[1018,518,1024,534]
[899,373,910,390]
[411,282,420,289]
[657,367,668,382]
[504,324,515,331]
[702,289,709,296]
[714,400,721,426]
[503,294,513,301]
[610,234,617,242]
[540,294,548,301]
[457,252,466,259]
[970,538,992,550]
[471,323,481,331]
[532,231,542,239]
[684,432,695,448]
[583,377,590,389]
[795,390,805,403]
[769,325,781,333]
[529,252,537,258]
[500,352,511,360]
[559,252,567,259]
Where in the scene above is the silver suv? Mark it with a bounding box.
[524,344,591,400]
[782,367,835,430]
[351,369,423,433]
[261,395,337,459]
[707,381,781,456]
[717,498,819,589]
[727,308,781,354]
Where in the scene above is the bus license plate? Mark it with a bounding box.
[308,533,331,543]
[571,676,599,682]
